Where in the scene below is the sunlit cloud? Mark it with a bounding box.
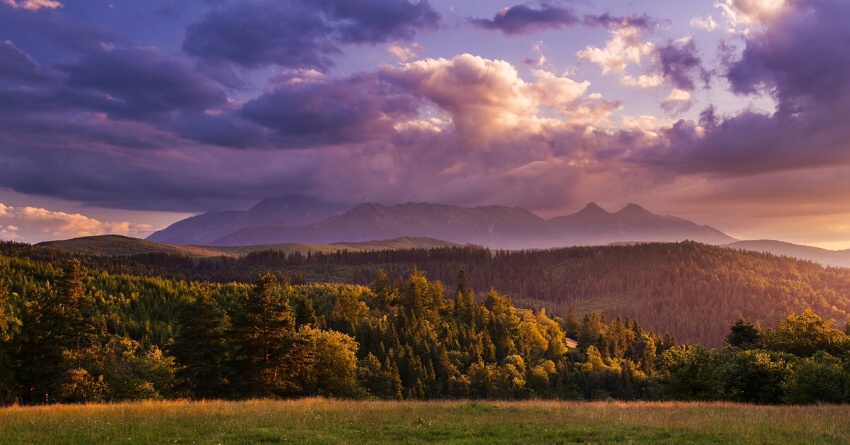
[690,15,718,31]
[717,0,787,33]
[577,26,655,75]
[0,203,153,243]
[2,0,62,11]
[387,42,423,62]
[661,88,693,112]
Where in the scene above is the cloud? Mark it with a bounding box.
[0,40,43,82]
[312,0,439,44]
[242,71,419,147]
[470,3,654,35]
[61,47,227,120]
[183,0,439,71]
[725,0,850,115]
[620,74,664,88]
[379,54,602,147]
[0,203,153,243]
[387,42,423,62]
[469,3,580,35]
[690,15,718,31]
[577,26,655,75]
[661,88,693,113]
[656,37,707,91]
[633,0,850,178]
[717,0,787,32]
[2,0,61,11]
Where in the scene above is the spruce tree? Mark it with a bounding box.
[228,274,300,398]
[171,283,229,399]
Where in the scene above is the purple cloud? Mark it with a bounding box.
[0,40,44,82]
[61,47,226,119]
[311,0,440,44]
[583,12,655,30]
[632,0,850,179]
[656,38,707,91]
[469,3,580,35]
[242,73,419,147]
[726,0,850,116]
[470,3,654,35]
[183,0,439,71]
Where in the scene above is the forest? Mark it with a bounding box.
[6,240,850,346]
[1,241,850,405]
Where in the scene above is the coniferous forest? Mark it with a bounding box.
[1,240,850,405]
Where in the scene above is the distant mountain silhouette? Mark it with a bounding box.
[147,194,348,245]
[149,199,737,248]
[548,202,734,246]
[726,240,850,268]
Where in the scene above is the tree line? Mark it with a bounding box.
[1,250,850,405]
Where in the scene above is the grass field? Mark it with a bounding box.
[1,399,848,444]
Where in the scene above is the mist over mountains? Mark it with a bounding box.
[147,195,736,249]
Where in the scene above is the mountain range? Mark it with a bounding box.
[147,195,736,249]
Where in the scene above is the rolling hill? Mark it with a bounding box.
[37,235,461,258]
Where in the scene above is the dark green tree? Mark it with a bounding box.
[56,259,96,353]
[454,270,475,325]
[228,274,303,398]
[14,288,67,404]
[725,317,763,350]
[0,279,19,404]
[171,283,230,399]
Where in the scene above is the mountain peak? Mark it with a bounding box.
[617,203,651,215]
[580,202,609,214]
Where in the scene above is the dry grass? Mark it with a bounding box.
[1,399,848,444]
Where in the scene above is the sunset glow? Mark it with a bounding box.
[1,0,849,249]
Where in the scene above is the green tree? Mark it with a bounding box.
[56,259,96,353]
[454,270,475,325]
[171,283,229,399]
[783,351,845,404]
[0,278,20,404]
[725,317,762,350]
[765,309,847,357]
[725,350,793,404]
[298,326,360,397]
[14,288,66,404]
[658,345,726,401]
[229,274,302,398]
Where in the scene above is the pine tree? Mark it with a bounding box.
[454,270,475,325]
[228,274,301,398]
[56,259,96,353]
[14,288,66,404]
[171,283,229,399]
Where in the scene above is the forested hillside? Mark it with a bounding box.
[7,241,848,346]
[1,245,850,405]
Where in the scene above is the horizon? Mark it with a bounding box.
[2,0,850,249]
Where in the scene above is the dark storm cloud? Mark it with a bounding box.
[171,111,268,149]
[183,0,439,71]
[726,0,850,116]
[0,118,322,212]
[61,47,226,119]
[656,38,706,91]
[241,73,419,147]
[0,40,45,82]
[470,3,654,35]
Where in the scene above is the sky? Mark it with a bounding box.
[1,0,850,249]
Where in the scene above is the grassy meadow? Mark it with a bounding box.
[1,399,848,444]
